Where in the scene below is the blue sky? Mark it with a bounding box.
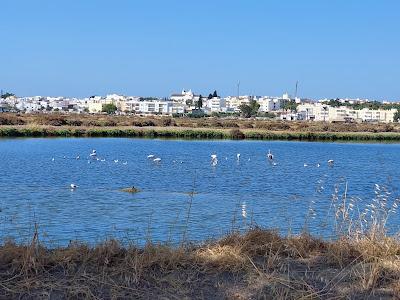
[1,0,399,100]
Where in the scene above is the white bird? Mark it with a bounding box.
[272,162,277,166]
[328,159,334,165]
[51,158,55,161]
[76,155,80,160]
[317,163,320,167]
[123,161,128,165]
[304,163,308,167]
[267,150,274,160]
[241,202,247,218]
[101,159,106,162]
[210,154,218,165]
[147,154,155,159]
[90,150,97,157]
[70,184,78,189]
[237,153,241,160]
[114,159,119,163]
[153,157,161,163]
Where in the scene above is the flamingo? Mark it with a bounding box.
[267,150,274,160]
[211,154,218,166]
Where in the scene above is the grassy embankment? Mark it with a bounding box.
[1,228,400,298]
[1,113,400,141]
[1,184,400,298]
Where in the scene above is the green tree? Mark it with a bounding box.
[1,92,15,99]
[197,95,203,109]
[102,103,117,114]
[282,100,298,112]
[394,109,400,122]
[239,100,260,118]
[212,90,218,98]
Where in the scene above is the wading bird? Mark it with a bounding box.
[267,150,274,160]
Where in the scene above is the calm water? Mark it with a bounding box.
[0,138,399,246]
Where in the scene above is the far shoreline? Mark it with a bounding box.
[2,125,400,142]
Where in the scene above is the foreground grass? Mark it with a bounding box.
[2,125,400,141]
[1,228,399,299]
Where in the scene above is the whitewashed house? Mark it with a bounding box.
[170,89,194,104]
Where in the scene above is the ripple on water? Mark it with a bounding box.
[0,138,399,245]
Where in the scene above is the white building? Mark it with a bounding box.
[297,103,397,123]
[224,96,251,112]
[170,89,194,104]
[257,97,282,112]
[122,99,183,115]
[205,97,226,113]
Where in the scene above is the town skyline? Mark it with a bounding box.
[1,88,399,103]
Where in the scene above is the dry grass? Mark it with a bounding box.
[2,113,400,141]
[0,228,399,299]
[2,113,400,133]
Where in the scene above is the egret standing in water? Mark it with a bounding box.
[70,184,78,190]
[237,153,241,161]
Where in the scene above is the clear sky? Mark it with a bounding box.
[1,0,399,100]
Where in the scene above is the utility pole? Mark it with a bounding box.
[237,81,240,99]
[294,81,298,99]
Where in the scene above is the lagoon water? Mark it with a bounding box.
[0,138,399,246]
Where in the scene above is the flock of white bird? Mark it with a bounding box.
[209,149,334,169]
[63,148,334,190]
